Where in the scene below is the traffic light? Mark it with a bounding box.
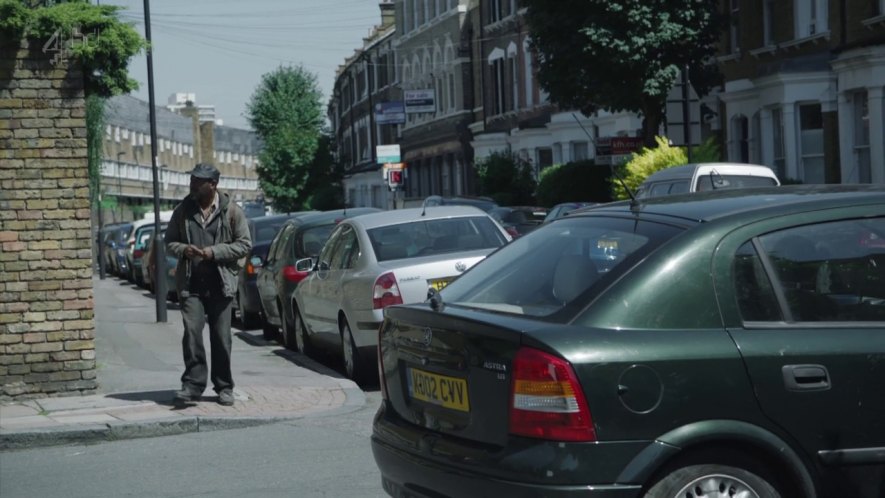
[388,169,404,188]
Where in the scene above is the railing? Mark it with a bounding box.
[100,160,259,193]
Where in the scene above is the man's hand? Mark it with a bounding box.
[200,247,214,260]
[184,245,200,259]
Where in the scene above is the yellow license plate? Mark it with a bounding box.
[407,367,470,412]
[428,277,453,291]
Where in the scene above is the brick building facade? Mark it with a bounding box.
[0,41,98,400]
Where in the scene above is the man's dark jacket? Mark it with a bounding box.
[164,191,251,298]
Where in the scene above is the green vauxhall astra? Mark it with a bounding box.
[372,184,885,498]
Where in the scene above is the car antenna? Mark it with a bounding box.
[571,113,640,208]
[420,196,430,217]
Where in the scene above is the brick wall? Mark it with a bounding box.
[0,40,97,400]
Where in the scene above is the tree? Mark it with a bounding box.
[475,152,537,206]
[522,0,721,146]
[301,133,344,210]
[246,65,324,213]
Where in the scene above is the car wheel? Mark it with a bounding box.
[260,304,277,340]
[279,301,296,351]
[294,306,313,357]
[340,318,367,385]
[644,463,781,498]
[236,292,258,329]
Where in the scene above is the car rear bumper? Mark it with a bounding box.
[372,403,645,498]
[373,437,641,498]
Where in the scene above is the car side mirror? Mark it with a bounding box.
[295,257,314,272]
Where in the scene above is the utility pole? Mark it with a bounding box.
[144,0,166,323]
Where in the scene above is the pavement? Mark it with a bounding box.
[0,274,366,451]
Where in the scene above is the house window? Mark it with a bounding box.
[448,73,455,110]
[537,147,553,170]
[751,112,762,163]
[572,142,588,161]
[732,115,749,162]
[763,0,775,46]
[879,0,885,16]
[795,0,828,38]
[730,0,740,53]
[853,90,872,183]
[799,103,825,183]
[508,56,518,111]
[490,0,503,23]
[771,107,786,179]
[491,58,506,115]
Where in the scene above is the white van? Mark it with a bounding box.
[636,163,780,199]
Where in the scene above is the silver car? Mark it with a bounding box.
[291,205,511,383]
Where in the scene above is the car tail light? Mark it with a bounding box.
[372,272,403,309]
[509,347,596,442]
[282,265,309,283]
[133,249,144,258]
[246,261,261,276]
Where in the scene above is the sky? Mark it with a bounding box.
[107,0,383,129]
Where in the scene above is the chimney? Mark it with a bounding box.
[379,1,395,29]
[178,105,202,164]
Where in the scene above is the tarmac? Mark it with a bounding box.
[0,274,366,451]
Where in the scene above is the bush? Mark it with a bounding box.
[536,160,614,207]
[612,136,720,200]
[475,152,537,205]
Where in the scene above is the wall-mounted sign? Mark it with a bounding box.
[595,136,645,165]
[404,89,435,114]
[375,101,406,125]
[376,144,401,164]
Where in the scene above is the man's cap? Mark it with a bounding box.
[190,163,220,181]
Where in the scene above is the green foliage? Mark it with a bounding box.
[612,136,720,200]
[0,0,146,96]
[85,94,104,206]
[246,65,325,213]
[536,160,614,207]
[475,151,536,205]
[302,134,344,210]
[522,0,721,143]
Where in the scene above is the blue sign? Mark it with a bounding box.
[375,101,406,125]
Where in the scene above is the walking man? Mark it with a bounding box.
[165,163,251,406]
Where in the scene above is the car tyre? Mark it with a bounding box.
[341,317,368,385]
[644,463,781,498]
[280,301,296,351]
[294,306,314,358]
[236,292,259,329]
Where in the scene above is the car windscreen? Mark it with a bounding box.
[439,216,683,320]
[369,216,507,262]
[695,174,778,192]
[299,224,336,257]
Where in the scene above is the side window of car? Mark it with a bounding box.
[319,226,344,270]
[330,226,358,270]
[733,242,783,322]
[669,180,689,195]
[265,227,286,264]
[757,217,885,322]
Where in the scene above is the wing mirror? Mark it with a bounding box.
[295,257,315,272]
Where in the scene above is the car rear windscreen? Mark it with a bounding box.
[369,216,507,261]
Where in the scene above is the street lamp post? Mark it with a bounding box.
[116,151,124,221]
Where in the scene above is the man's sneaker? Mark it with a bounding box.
[217,389,234,406]
[173,388,201,405]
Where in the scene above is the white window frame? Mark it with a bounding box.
[795,0,828,38]
[763,0,775,46]
[730,0,740,54]
[852,90,872,183]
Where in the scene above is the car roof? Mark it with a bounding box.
[249,212,314,227]
[346,205,492,230]
[642,162,775,182]
[572,184,885,224]
[286,207,381,229]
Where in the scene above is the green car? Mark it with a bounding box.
[372,185,885,498]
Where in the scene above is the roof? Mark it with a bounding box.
[575,185,885,224]
[348,205,492,230]
[285,207,382,229]
[642,162,774,182]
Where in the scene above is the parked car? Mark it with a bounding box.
[256,208,381,347]
[421,195,499,212]
[372,184,885,498]
[143,228,178,302]
[234,212,316,328]
[292,205,512,383]
[109,222,133,277]
[543,202,598,223]
[636,162,780,199]
[489,206,549,238]
[124,214,171,284]
[129,222,166,288]
[97,222,129,275]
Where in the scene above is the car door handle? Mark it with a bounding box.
[782,364,830,391]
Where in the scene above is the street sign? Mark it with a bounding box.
[375,101,406,125]
[388,169,404,188]
[376,144,401,164]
